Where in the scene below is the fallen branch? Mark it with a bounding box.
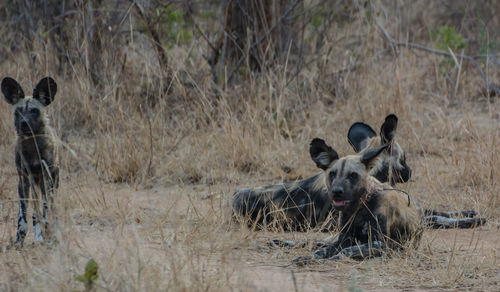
[375,20,500,96]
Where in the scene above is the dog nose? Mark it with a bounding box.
[332,186,343,196]
[397,166,412,183]
[406,167,412,180]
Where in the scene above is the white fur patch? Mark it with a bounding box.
[33,223,44,243]
[316,152,332,166]
[17,216,28,234]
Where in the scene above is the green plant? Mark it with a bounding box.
[432,26,466,73]
[156,5,193,47]
[75,259,99,292]
[433,26,466,52]
[310,6,328,29]
[478,18,498,57]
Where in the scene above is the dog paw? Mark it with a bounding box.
[266,239,304,248]
[459,217,487,228]
[461,210,477,218]
[7,240,24,250]
[292,255,313,266]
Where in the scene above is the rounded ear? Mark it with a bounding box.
[1,77,25,105]
[347,122,376,152]
[309,138,339,170]
[380,114,398,144]
[33,77,57,106]
[360,144,389,169]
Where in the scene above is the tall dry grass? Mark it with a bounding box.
[0,0,499,291]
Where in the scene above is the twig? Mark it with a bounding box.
[291,270,299,292]
[374,20,399,55]
[191,13,218,53]
[375,20,500,96]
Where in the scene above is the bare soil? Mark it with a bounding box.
[1,180,497,291]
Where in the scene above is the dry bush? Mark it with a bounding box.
[0,0,499,291]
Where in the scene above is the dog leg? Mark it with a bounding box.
[31,183,44,244]
[266,239,306,248]
[292,239,345,265]
[329,240,385,260]
[424,209,477,218]
[425,216,486,229]
[14,174,30,247]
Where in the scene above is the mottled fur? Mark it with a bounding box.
[2,77,59,247]
[233,114,411,230]
[290,144,425,262]
[233,173,330,230]
[352,114,411,185]
[294,141,485,263]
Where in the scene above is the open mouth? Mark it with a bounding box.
[333,200,349,207]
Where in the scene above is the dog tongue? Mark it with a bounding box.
[333,200,346,207]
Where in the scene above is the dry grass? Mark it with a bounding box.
[0,0,499,291]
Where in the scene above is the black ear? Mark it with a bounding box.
[310,138,339,170]
[380,114,398,144]
[33,77,57,106]
[360,144,389,169]
[1,77,25,105]
[347,122,376,152]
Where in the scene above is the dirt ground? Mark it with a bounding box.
[1,0,500,290]
[0,179,498,291]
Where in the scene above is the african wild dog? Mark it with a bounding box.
[232,114,411,230]
[347,114,411,185]
[292,139,486,263]
[2,77,59,247]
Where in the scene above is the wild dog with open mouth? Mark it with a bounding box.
[292,139,486,263]
[232,114,411,230]
[2,77,59,248]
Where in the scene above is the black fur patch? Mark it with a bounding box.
[2,77,25,105]
[233,174,333,230]
[33,77,57,106]
[309,138,339,170]
[360,144,389,168]
[348,122,376,152]
[380,114,398,143]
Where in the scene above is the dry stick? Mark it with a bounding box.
[192,21,221,86]
[291,270,299,292]
[375,21,500,96]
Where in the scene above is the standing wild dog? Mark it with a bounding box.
[292,139,486,263]
[2,77,59,247]
[232,114,411,230]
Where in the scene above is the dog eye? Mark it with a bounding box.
[329,170,337,180]
[349,172,358,180]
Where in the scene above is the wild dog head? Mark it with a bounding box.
[347,114,411,185]
[310,138,388,213]
[2,77,57,137]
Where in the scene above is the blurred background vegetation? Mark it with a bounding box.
[0,0,499,185]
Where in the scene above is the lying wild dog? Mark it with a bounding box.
[232,114,411,230]
[2,77,59,248]
[347,114,411,185]
[292,140,486,263]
